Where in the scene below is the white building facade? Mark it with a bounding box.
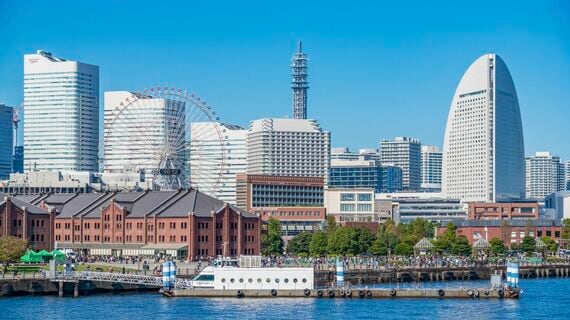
[525,152,565,199]
[190,122,247,204]
[380,137,421,191]
[247,118,330,182]
[324,188,379,222]
[442,54,525,203]
[0,105,13,179]
[420,145,442,191]
[24,50,99,172]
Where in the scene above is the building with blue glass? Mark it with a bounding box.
[0,104,13,179]
[329,159,402,193]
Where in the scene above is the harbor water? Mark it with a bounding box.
[1,278,569,319]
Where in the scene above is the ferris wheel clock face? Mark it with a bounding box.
[103,86,225,192]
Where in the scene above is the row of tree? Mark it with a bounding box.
[265,216,567,257]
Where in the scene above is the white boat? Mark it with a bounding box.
[190,256,314,290]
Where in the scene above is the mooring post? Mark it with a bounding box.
[74,281,79,298]
[58,281,64,297]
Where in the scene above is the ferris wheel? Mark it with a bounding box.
[103,86,225,192]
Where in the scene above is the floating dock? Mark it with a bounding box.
[167,287,517,299]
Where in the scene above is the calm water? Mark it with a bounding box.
[2,279,570,319]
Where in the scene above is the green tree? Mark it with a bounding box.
[451,235,472,256]
[354,227,376,254]
[327,226,358,255]
[370,230,399,256]
[286,232,313,256]
[521,236,536,254]
[433,222,456,254]
[489,237,506,256]
[0,236,28,271]
[562,219,570,239]
[263,217,283,255]
[325,215,337,234]
[540,236,558,253]
[394,242,413,256]
[309,231,328,256]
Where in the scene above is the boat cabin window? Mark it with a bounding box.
[248,278,253,283]
[193,274,214,281]
[284,278,289,283]
[275,278,280,283]
[221,278,226,283]
[302,278,307,283]
[257,278,262,283]
[293,278,298,283]
[266,278,271,283]
[239,278,244,283]
[230,278,235,283]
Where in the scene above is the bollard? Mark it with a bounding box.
[74,281,79,298]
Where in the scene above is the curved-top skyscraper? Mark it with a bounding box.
[442,54,525,203]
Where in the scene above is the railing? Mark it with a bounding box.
[48,271,193,289]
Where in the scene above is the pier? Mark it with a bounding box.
[314,263,570,285]
[168,287,510,299]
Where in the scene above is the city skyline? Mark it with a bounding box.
[0,1,569,160]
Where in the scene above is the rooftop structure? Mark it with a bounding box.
[291,42,308,119]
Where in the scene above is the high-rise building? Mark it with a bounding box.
[13,146,24,174]
[442,54,525,202]
[190,122,247,204]
[331,147,381,162]
[0,104,13,179]
[331,147,359,161]
[566,161,570,191]
[380,137,421,191]
[247,118,330,182]
[104,91,179,174]
[291,42,308,119]
[23,50,99,172]
[525,152,564,199]
[329,159,402,193]
[420,145,442,191]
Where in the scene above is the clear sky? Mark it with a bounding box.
[1,0,569,159]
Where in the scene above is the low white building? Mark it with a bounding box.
[545,191,570,221]
[375,192,467,224]
[324,188,389,222]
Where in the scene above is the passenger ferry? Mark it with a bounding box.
[190,256,314,290]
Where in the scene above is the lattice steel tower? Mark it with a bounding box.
[291,41,309,119]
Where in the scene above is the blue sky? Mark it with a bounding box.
[1,0,569,159]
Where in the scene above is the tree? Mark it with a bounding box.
[286,232,313,256]
[489,237,506,256]
[451,235,472,256]
[394,243,413,256]
[309,231,328,256]
[521,236,536,254]
[370,227,399,256]
[354,228,376,254]
[327,226,358,255]
[264,217,283,255]
[433,222,456,254]
[0,236,28,271]
[562,219,570,239]
[540,236,558,253]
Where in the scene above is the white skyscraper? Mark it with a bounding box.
[24,50,99,172]
[0,104,13,179]
[525,152,564,199]
[380,137,421,191]
[103,91,184,175]
[247,118,330,181]
[190,122,247,204]
[443,54,525,202]
[421,145,442,191]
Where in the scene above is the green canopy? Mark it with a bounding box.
[20,250,42,263]
[51,250,66,260]
[38,249,52,257]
